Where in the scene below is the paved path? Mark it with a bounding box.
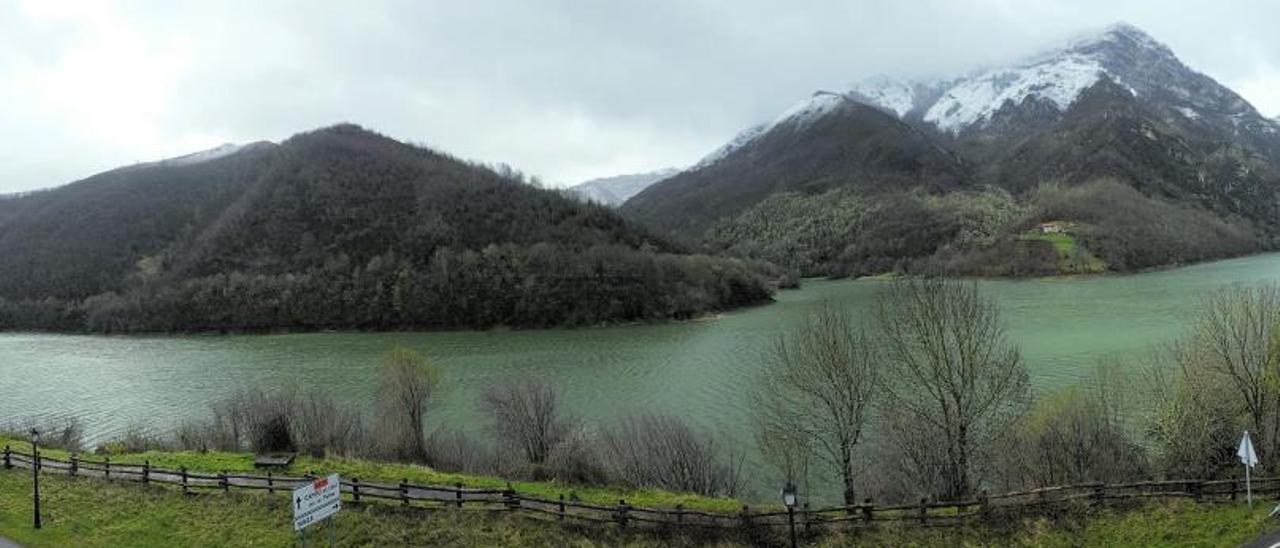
[1245,527,1280,548]
[0,536,22,548]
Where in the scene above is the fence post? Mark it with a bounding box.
[267,471,274,495]
[2,445,9,469]
[675,503,684,525]
[918,497,927,525]
[456,482,464,508]
[181,466,189,495]
[400,478,409,506]
[616,499,630,528]
[503,483,519,510]
[557,494,565,521]
[104,457,110,479]
[1232,478,1238,502]
[979,490,989,520]
[143,460,150,484]
[352,477,360,503]
[741,504,751,530]
[70,455,78,476]
[1092,483,1105,507]
[219,471,229,493]
[862,497,873,525]
[1191,480,1202,503]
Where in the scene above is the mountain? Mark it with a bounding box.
[623,23,1280,277]
[567,168,679,206]
[624,93,968,236]
[0,124,777,333]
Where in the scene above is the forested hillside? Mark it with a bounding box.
[0,125,777,333]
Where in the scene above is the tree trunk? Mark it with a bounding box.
[841,448,856,507]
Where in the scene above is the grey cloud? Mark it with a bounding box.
[3,0,1279,193]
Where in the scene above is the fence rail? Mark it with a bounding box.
[2,445,1274,532]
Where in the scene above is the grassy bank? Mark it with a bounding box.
[0,468,702,547]
[2,466,1276,547]
[0,436,740,513]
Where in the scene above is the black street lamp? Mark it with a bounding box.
[31,428,41,529]
[782,482,797,548]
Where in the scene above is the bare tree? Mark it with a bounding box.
[754,304,876,506]
[601,414,741,497]
[877,278,1028,500]
[995,362,1147,490]
[479,377,572,469]
[293,390,366,458]
[1190,284,1280,462]
[374,346,441,462]
[1146,342,1242,479]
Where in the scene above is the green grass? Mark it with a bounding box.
[1018,229,1107,274]
[1022,231,1077,256]
[0,468,721,547]
[3,465,1276,547]
[815,500,1278,547]
[0,437,742,513]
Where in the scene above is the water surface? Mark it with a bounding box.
[3,253,1279,496]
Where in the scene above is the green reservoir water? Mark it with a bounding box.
[2,252,1280,496]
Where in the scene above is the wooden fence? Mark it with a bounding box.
[2,445,1275,533]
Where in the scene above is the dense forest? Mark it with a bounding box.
[706,179,1266,278]
[0,125,779,333]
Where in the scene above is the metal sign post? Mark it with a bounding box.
[293,474,341,546]
[1239,431,1259,507]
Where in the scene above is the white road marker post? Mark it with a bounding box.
[1239,431,1259,507]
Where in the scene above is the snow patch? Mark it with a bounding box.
[694,124,768,168]
[694,92,848,168]
[770,92,845,129]
[849,77,917,117]
[161,143,250,166]
[924,54,1108,134]
[1176,106,1200,120]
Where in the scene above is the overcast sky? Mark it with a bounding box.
[3,0,1279,193]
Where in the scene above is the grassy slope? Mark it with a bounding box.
[1017,229,1107,274]
[0,437,740,513]
[2,468,1276,547]
[0,470,698,547]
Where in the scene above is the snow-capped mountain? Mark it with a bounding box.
[568,168,679,207]
[701,23,1273,149]
[162,143,254,166]
[627,22,1280,244]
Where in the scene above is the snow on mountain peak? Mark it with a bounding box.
[694,92,850,168]
[849,77,918,117]
[772,91,845,128]
[1075,22,1173,56]
[161,143,251,166]
[923,53,1114,134]
[701,22,1203,165]
[694,123,768,168]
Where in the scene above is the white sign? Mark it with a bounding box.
[293,474,342,531]
[1239,431,1259,467]
[1239,431,1259,507]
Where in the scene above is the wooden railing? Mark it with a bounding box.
[2,445,1272,532]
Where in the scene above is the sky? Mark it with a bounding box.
[2,0,1279,193]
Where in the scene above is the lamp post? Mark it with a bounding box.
[31,428,41,529]
[782,482,797,548]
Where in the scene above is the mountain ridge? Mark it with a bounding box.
[0,124,777,333]
[567,168,679,207]
[622,22,1280,278]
